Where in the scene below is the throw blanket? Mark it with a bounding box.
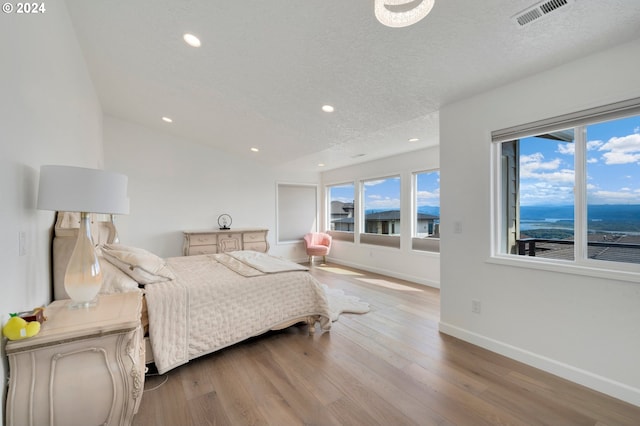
[214,251,309,276]
[144,254,331,374]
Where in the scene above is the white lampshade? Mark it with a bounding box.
[37,165,129,214]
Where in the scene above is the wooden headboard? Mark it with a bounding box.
[52,212,119,300]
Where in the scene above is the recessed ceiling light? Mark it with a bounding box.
[318,163,325,167]
[162,116,173,123]
[250,147,259,152]
[408,138,419,142]
[183,33,201,47]
[322,105,334,113]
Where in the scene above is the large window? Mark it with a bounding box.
[494,100,640,269]
[414,170,440,238]
[362,176,401,235]
[328,183,355,233]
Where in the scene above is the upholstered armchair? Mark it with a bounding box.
[303,232,332,265]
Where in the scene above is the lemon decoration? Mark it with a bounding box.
[26,321,41,337]
[2,313,41,340]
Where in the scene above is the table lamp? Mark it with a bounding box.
[37,165,129,308]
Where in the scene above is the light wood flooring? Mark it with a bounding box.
[133,263,640,425]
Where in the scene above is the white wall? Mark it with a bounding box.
[439,37,640,406]
[321,146,440,287]
[103,115,320,261]
[0,2,103,422]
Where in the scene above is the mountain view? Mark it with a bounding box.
[520,204,640,239]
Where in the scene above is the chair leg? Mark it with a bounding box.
[322,255,326,264]
[309,255,312,265]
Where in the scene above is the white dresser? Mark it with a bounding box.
[5,292,145,426]
[183,228,269,255]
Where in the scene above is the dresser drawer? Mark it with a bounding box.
[189,233,217,246]
[244,242,268,252]
[243,231,266,243]
[188,244,217,255]
[218,234,242,252]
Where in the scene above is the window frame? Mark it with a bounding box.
[490,97,640,281]
[412,169,440,253]
[326,181,356,243]
[359,174,402,248]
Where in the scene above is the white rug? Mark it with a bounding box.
[322,284,370,321]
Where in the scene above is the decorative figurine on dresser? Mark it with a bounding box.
[5,292,145,426]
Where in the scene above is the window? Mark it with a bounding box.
[327,183,355,233]
[586,116,640,264]
[494,99,640,269]
[413,170,440,252]
[414,170,440,238]
[501,131,576,260]
[362,176,401,235]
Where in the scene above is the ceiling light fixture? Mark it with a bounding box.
[322,105,334,113]
[408,138,419,142]
[374,0,435,28]
[162,116,173,123]
[250,147,259,152]
[183,33,201,47]
[318,163,325,167]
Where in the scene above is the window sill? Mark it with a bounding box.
[487,254,640,283]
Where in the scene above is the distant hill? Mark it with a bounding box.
[521,204,640,222]
[366,207,440,217]
[520,204,640,234]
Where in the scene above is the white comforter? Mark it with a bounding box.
[144,252,331,374]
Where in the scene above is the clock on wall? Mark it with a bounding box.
[218,214,232,230]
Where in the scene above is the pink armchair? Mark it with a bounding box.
[304,232,332,265]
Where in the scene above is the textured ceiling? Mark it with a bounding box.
[64,0,640,171]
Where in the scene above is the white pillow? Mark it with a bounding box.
[99,256,140,294]
[100,244,175,284]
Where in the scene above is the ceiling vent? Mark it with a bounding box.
[512,0,574,27]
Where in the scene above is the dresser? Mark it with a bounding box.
[183,228,269,255]
[5,292,145,426]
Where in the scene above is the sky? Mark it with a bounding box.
[328,171,440,211]
[330,114,640,211]
[519,114,640,206]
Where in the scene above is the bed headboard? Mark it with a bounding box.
[52,211,119,300]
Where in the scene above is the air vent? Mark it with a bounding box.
[512,0,574,27]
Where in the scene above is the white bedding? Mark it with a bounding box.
[144,252,331,374]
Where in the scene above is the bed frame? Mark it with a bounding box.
[51,213,322,370]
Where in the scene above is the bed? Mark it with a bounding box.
[52,212,332,374]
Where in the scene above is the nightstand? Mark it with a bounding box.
[5,292,145,426]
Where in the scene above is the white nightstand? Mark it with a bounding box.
[5,292,145,426]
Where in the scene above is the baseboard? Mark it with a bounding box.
[438,321,640,407]
[326,257,440,289]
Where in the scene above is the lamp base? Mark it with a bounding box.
[66,297,99,310]
[64,212,103,308]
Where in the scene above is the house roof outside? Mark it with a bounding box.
[365,210,439,221]
[331,210,439,223]
[331,201,354,216]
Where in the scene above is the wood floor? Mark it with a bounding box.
[133,263,640,426]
